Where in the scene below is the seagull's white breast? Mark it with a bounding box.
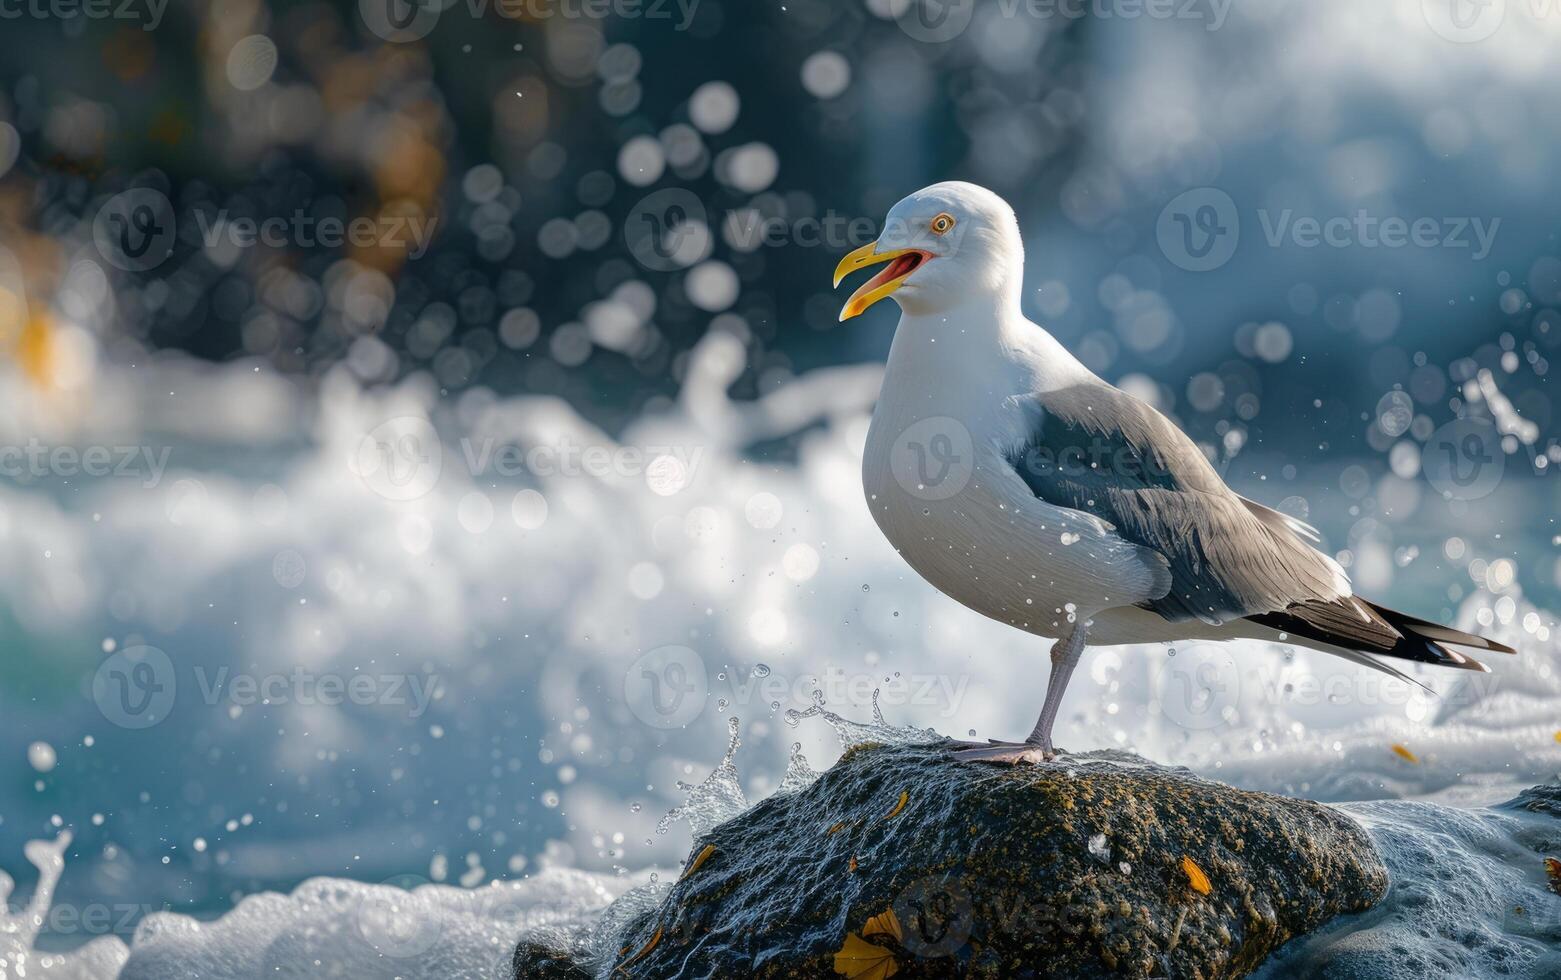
[862,312,1174,642]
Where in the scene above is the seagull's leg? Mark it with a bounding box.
[952,624,1088,765]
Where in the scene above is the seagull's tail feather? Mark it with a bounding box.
[1248,598,1514,675]
[1325,646,1434,695]
[1363,601,1516,656]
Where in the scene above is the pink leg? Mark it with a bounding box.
[952,625,1087,765]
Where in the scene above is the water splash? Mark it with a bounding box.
[569,877,672,978]
[654,690,944,844]
[0,832,130,978]
[654,716,749,841]
[782,688,940,749]
[0,832,72,973]
[776,742,818,795]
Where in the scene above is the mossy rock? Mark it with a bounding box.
[512,940,590,980]
[597,742,1388,979]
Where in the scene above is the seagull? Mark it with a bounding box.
[833,181,1515,765]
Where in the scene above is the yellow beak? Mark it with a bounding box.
[832,242,928,321]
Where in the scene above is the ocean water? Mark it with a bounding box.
[0,332,1557,978]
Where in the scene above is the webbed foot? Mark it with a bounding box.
[947,740,1057,765]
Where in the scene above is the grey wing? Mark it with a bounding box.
[1002,382,1350,625]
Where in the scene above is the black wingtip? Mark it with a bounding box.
[1364,600,1517,658]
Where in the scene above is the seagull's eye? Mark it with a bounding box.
[930,213,956,236]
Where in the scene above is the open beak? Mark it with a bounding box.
[832,242,932,321]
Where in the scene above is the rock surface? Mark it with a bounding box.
[577,741,1388,979]
[511,940,591,980]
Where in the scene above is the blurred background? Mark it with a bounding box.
[0,0,1557,962]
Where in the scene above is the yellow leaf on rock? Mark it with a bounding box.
[863,908,903,943]
[884,790,909,820]
[1545,857,1561,896]
[1391,744,1419,764]
[1182,856,1211,896]
[833,933,899,980]
[618,924,662,972]
[679,844,716,882]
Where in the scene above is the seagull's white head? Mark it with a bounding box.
[832,181,1024,321]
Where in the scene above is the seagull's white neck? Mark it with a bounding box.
[890,288,1093,396]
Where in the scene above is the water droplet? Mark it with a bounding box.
[753,663,771,677]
